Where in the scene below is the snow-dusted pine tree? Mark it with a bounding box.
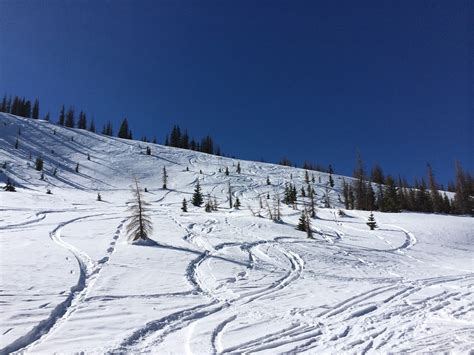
[366,212,377,230]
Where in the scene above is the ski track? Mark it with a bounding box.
[113,215,307,353]
[0,213,126,354]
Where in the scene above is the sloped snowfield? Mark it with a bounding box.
[0,113,473,354]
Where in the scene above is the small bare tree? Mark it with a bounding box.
[126,178,153,242]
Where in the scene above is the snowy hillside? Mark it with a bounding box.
[0,112,473,354]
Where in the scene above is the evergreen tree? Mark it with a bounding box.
[234,197,241,209]
[371,164,385,184]
[192,181,203,206]
[77,111,87,129]
[89,118,96,133]
[427,164,442,213]
[118,118,131,139]
[102,121,113,136]
[297,210,307,231]
[35,157,44,171]
[0,94,6,112]
[43,112,50,121]
[205,194,213,212]
[353,154,368,210]
[342,179,350,209]
[3,178,16,192]
[162,166,168,189]
[453,161,472,215]
[301,186,306,197]
[236,162,241,174]
[126,178,153,241]
[366,212,377,230]
[382,175,399,212]
[65,107,75,127]
[304,170,310,184]
[181,198,188,212]
[441,193,451,214]
[32,99,39,119]
[23,99,31,117]
[58,105,65,126]
[329,173,334,187]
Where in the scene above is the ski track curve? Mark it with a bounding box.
[0,213,126,354]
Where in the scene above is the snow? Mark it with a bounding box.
[0,112,473,353]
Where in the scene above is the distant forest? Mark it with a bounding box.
[1,93,472,216]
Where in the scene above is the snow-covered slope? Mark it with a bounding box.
[0,112,473,354]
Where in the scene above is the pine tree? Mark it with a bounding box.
[329,173,334,187]
[382,175,399,212]
[181,198,188,212]
[297,210,307,231]
[234,197,241,209]
[3,178,16,192]
[306,210,313,238]
[35,157,44,171]
[353,154,367,210]
[32,99,39,119]
[304,170,310,184]
[126,178,153,241]
[366,212,377,230]
[77,111,87,129]
[89,118,96,133]
[204,196,213,212]
[342,179,350,209]
[236,162,241,174]
[324,186,331,208]
[162,166,168,189]
[301,187,306,197]
[453,161,472,215]
[43,112,50,121]
[58,105,65,126]
[192,181,203,206]
[427,164,442,213]
[65,107,75,127]
[0,94,6,112]
[118,118,131,139]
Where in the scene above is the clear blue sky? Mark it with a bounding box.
[1,0,472,185]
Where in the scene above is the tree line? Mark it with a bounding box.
[342,156,473,215]
[164,125,222,156]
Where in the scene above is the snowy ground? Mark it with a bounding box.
[1,113,473,354]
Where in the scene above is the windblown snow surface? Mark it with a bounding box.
[0,113,473,354]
